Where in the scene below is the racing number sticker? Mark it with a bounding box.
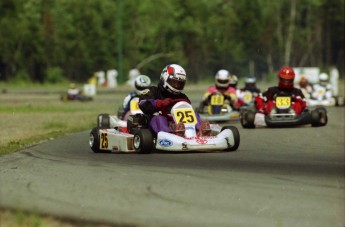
[210,94,224,105]
[130,100,140,111]
[276,97,291,108]
[100,133,108,149]
[317,89,325,95]
[173,108,197,124]
[243,93,252,102]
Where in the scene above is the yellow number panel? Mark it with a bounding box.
[210,94,224,105]
[276,97,291,108]
[173,108,197,124]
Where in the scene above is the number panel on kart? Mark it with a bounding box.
[197,92,240,122]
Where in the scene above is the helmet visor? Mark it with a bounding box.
[217,78,229,84]
[167,77,185,91]
[279,78,293,84]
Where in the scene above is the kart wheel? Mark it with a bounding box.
[311,108,328,127]
[89,127,101,153]
[133,129,153,154]
[240,111,255,128]
[97,113,110,129]
[221,126,240,152]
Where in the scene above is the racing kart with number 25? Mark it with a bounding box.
[89,99,240,153]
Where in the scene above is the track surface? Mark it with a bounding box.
[0,107,344,227]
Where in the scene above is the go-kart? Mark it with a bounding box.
[307,85,344,107]
[196,92,240,122]
[60,93,93,102]
[89,99,240,153]
[237,90,260,113]
[240,95,328,128]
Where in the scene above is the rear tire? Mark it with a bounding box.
[133,129,154,154]
[89,127,101,153]
[240,111,256,128]
[221,126,240,152]
[97,113,110,129]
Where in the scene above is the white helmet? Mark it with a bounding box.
[229,74,238,87]
[135,75,151,91]
[245,76,256,84]
[319,73,329,81]
[319,73,329,86]
[215,69,230,88]
[160,64,186,94]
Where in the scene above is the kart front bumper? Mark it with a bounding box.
[156,130,235,151]
[265,111,311,127]
[307,98,336,106]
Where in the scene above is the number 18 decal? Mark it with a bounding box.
[173,108,197,124]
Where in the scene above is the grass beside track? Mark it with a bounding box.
[0,82,229,156]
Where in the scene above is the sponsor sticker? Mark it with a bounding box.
[196,138,208,144]
[159,139,173,147]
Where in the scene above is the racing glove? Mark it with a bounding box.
[255,95,266,114]
[156,98,173,109]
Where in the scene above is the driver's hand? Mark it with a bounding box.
[156,98,173,109]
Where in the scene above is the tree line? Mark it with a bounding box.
[0,0,344,84]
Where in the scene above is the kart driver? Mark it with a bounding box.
[297,76,313,99]
[67,83,81,100]
[138,64,211,137]
[255,66,307,115]
[311,73,334,100]
[199,69,241,110]
[119,75,151,119]
[240,76,261,94]
[236,76,261,106]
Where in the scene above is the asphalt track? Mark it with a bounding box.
[0,107,344,227]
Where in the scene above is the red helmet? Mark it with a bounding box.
[299,77,308,88]
[278,66,295,90]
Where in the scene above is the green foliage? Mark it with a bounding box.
[0,0,343,84]
[45,67,66,84]
[9,70,31,84]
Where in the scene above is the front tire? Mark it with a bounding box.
[311,107,328,127]
[133,129,154,154]
[240,110,256,128]
[221,126,240,152]
[89,127,101,153]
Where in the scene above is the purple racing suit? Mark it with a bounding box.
[138,84,202,134]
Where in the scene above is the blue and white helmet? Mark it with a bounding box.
[135,75,151,91]
[160,64,186,94]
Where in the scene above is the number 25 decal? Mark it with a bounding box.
[101,133,108,148]
[173,108,197,124]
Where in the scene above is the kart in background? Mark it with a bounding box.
[237,90,260,113]
[89,99,240,153]
[195,92,240,122]
[306,85,344,107]
[60,93,93,102]
[240,95,328,128]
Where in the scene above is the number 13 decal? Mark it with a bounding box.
[173,109,197,124]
